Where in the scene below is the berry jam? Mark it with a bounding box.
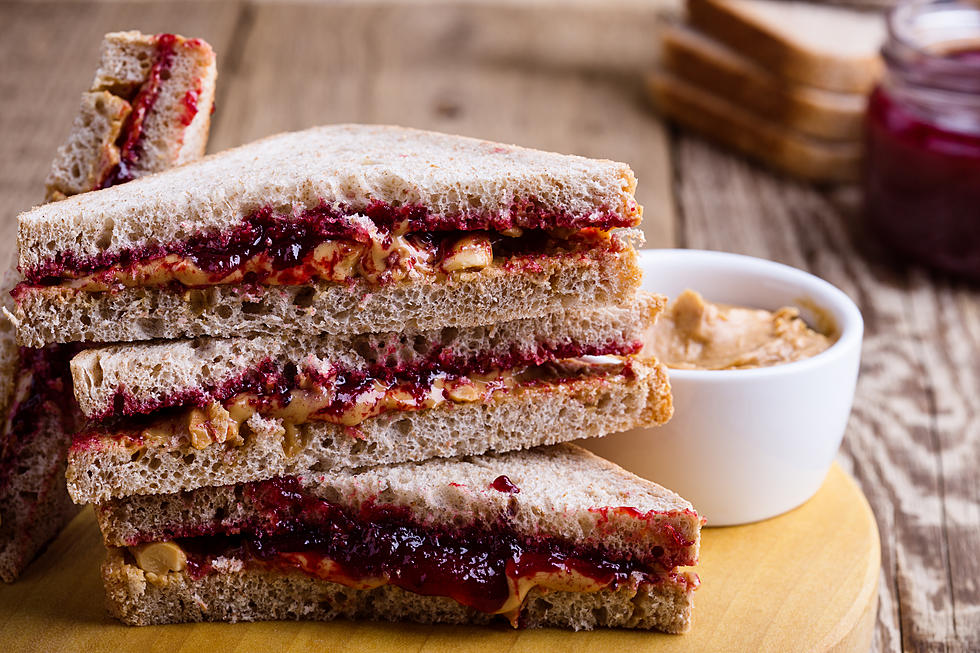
[99,33,180,190]
[863,4,980,280]
[151,477,675,616]
[85,340,640,420]
[20,202,628,286]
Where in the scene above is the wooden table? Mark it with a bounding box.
[0,2,976,651]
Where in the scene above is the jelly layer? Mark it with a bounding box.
[123,476,691,622]
[20,201,632,286]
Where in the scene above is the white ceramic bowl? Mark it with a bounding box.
[581,249,863,526]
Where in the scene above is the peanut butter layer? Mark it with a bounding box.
[647,289,832,370]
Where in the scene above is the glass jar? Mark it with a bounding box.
[864,0,980,280]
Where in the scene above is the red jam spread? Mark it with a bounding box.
[88,340,641,420]
[71,353,636,452]
[131,477,679,620]
[0,344,82,496]
[99,33,181,189]
[864,43,980,279]
[18,200,632,290]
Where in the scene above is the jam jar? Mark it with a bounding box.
[864,0,980,279]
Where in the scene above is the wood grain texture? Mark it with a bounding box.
[671,133,980,653]
[0,465,878,652]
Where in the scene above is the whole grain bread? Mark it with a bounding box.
[98,443,701,572]
[661,23,866,142]
[102,547,698,632]
[68,359,672,504]
[647,71,861,183]
[45,31,217,202]
[71,292,663,418]
[686,0,884,94]
[15,233,641,347]
[22,124,640,273]
[0,265,82,582]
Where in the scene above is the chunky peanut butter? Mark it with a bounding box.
[648,289,832,370]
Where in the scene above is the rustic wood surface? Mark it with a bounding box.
[0,2,976,651]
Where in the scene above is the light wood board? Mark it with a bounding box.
[0,463,878,652]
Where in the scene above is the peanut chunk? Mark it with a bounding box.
[130,541,187,575]
[188,402,244,450]
[440,234,493,273]
[446,382,481,403]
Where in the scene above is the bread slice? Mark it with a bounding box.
[45,31,217,202]
[14,230,642,347]
[661,22,866,142]
[97,444,701,631]
[67,357,672,504]
[102,553,698,631]
[647,71,861,183]
[687,0,885,94]
[22,124,640,275]
[0,265,84,582]
[70,293,663,419]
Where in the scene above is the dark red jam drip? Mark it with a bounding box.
[21,200,629,286]
[490,475,520,494]
[162,477,665,616]
[0,344,83,495]
[99,34,180,190]
[83,339,640,421]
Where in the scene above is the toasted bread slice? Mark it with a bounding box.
[45,31,217,201]
[647,71,861,183]
[97,444,701,631]
[687,0,884,94]
[67,358,672,504]
[662,22,866,141]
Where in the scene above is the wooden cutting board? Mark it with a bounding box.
[0,462,878,652]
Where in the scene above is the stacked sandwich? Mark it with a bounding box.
[648,0,885,183]
[0,30,216,582]
[13,124,702,631]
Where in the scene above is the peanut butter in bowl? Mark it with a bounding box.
[646,289,833,370]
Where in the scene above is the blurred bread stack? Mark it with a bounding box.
[648,0,885,183]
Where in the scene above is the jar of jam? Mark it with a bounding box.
[864,0,980,279]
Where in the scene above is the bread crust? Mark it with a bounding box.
[67,360,673,504]
[687,0,883,94]
[647,71,860,182]
[102,547,696,632]
[15,237,641,347]
[661,23,865,141]
[20,124,640,273]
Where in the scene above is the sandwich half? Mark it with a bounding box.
[0,268,84,582]
[66,296,672,504]
[96,444,702,632]
[16,124,643,347]
[45,31,217,201]
[0,30,217,581]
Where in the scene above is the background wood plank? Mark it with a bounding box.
[207,2,676,246]
[671,133,980,653]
